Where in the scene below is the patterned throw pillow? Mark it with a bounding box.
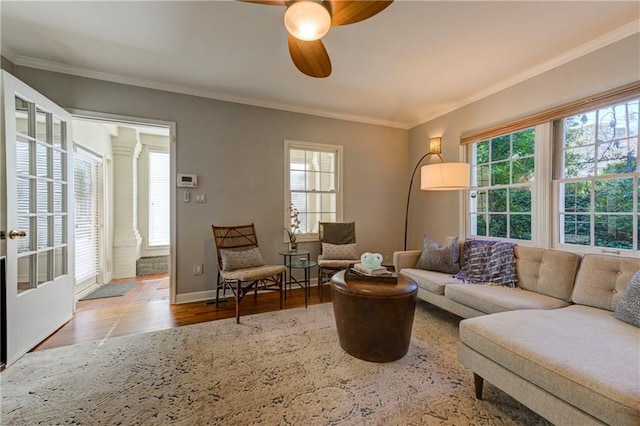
[415,236,460,274]
[322,243,358,260]
[219,248,265,271]
[615,270,640,328]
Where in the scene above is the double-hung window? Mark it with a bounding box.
[463,83,639,255]
[555,98,639,253]
[284,140,343,241]
[468,127,540,242]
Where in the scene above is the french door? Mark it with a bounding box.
[2,71,74,366]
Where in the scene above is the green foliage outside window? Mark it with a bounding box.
[471,128,535,241]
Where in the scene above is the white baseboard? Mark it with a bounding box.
[174,278,320,304]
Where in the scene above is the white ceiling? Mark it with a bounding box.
[2,1,638,129]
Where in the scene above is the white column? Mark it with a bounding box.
[111,127,143,278]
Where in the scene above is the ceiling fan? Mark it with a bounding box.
[241,0,394,78]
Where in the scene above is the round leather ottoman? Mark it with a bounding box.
[330,270,418,362]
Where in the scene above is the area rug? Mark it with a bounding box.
[79,281,137,301]
[0,302,550,425]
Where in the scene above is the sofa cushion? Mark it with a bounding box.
[615,270,640,327]
[572,254,640,311]
[415,236,460,274]
[399,268,459,295]
[445,284,569,314]
[460,305,640,426]
[514,247,580,302]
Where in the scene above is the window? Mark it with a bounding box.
[148,150,170,246]
[463,83,639,256]
[284,140,343,241]
[468,128,536,241]
[555,98,639,252]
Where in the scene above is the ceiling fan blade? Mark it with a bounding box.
[326,1,393,26]
[288,34,332,78]
[238,0,286,6]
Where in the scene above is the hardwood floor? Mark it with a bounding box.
[33,275,332,352]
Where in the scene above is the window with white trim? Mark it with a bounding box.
[284,140,343,241]
[468,128,537,241]
[555,98,639,252]
[148,150,170,246]
[463,85,640,256]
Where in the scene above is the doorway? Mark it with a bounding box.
[71,117,174,307]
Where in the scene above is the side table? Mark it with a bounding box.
[279,250,316,308]
[331,270,418,362]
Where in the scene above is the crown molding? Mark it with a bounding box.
[10,19,638,132]
[409,19,640,129]
[12,55,409,129]
[1,45,19,63]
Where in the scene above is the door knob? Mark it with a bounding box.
[8,230,27,239]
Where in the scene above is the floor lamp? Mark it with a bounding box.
[403,137,470,250]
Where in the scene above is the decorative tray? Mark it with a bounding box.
[344,264,398,284]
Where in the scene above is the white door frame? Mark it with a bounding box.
[70,110,177,304]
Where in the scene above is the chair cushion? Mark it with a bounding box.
[615,270,640,327]
[220,264,286,282]
[322,243,358,260]
[219,247,264,271]
[317,256,356,269]
[415,235,460,274]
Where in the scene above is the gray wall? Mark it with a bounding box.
[406,33,640,249]
[10,66,408,298]
[1,55,14,74]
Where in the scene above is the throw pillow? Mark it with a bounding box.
[219,247,265,271]
[322,243,358,260]
[615,270,640,328]
[415,236,460,274]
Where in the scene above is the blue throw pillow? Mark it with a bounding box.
[615,270,640,328]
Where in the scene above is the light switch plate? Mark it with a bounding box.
[195,193,206,203]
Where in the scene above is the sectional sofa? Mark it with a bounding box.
[394,244,640,426]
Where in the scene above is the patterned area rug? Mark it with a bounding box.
[1,302,550,425]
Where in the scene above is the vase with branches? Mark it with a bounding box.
[285,202,301,251]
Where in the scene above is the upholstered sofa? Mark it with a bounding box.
[394,244,640,425]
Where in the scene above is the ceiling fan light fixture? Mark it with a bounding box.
[284,1,331,41]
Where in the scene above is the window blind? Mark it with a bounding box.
[74,146,102,283]
[148,151,170,246]
[460,81,640,145]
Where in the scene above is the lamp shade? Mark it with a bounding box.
[284,1,331,41]
[420,162,470,191]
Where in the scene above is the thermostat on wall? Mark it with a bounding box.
[177,174,198,188]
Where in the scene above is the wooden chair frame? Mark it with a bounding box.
[212,223,285,323]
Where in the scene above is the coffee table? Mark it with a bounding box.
[331,270,418,362]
